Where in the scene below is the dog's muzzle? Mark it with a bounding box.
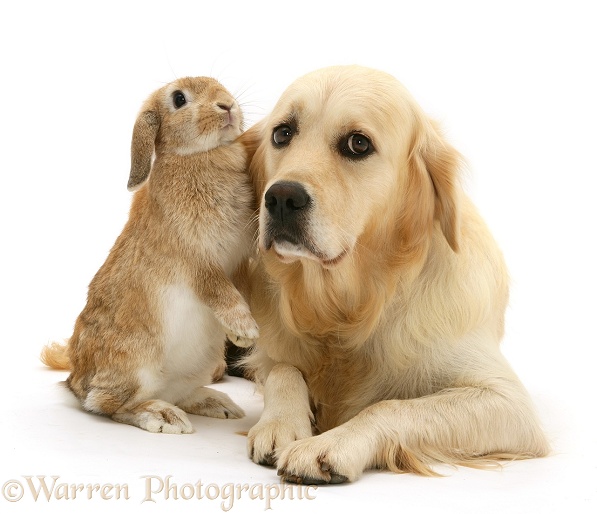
[263,181,311,249]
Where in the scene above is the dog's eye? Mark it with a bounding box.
[272,125,293,146]
[342,133,372,157]
[173,91,187,109]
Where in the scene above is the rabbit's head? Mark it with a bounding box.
[128,77,243,191]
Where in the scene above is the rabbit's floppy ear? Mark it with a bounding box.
[128,109,160,191]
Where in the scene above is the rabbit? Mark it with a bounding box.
[41,76,259,434]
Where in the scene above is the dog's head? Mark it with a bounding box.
[249,65,461,271]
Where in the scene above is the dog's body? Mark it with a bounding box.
[244,65,549,483]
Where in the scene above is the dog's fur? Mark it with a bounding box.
[243,65,549,484]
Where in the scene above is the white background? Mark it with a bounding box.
[1,1,595,512]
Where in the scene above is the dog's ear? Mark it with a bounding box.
[239,118,269,203]
[128,108,160,191]
[410,119,461,252]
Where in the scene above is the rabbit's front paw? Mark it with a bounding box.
[218,303,259,346]
[225,332,255,348]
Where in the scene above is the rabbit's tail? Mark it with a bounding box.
[40,340,71,370]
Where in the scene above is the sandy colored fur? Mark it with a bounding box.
[41,76,257,432]
[40,341,70,370]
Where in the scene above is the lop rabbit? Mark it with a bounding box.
[41,76,258,433]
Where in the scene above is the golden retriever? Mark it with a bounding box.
[241,65,549,484]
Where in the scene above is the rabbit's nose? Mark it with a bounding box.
[216,102,233,112]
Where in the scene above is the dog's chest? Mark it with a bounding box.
[305,351,378,432]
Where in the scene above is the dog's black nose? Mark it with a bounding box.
[264,181,310,223]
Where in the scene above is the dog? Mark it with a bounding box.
[241,65,549,484]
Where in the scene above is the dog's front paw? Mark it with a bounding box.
[248,416,313,467]
[277,430,365,485]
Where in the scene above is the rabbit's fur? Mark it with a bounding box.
[41,76,258,433]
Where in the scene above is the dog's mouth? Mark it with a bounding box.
[264,234,348,269]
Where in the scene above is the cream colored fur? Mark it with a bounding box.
[243,65,549,483]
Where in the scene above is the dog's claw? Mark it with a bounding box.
[328,473,348,484]
[277,466,348,485]
[258,453,277,467]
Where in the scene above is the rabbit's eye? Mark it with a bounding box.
[173,91,186,109]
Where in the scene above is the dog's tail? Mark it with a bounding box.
[40,340,71,370]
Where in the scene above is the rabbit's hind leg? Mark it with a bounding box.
[177,386,245,420]
[77,374,194,434]
[112,399,193,434]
